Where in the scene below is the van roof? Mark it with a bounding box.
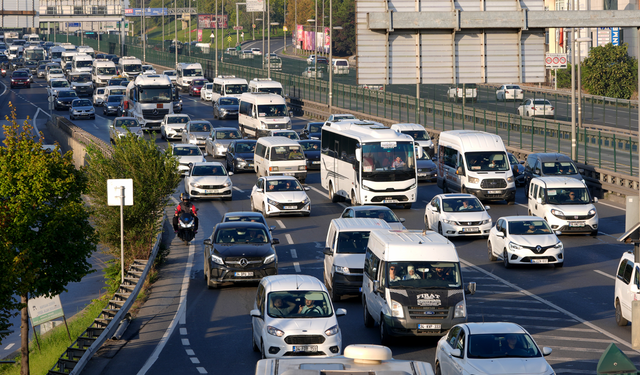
[257,136,301,147]
[391,123,426,131]
[368,229,458,262]
[531,153,573,162]
[440,130,505,152]
[260,274,326,292]
[531,176,587,188]
[240,92,285,103]
[330,218,391,232]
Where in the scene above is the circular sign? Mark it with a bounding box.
[553,57,559,64]
[559,56,567,64]
[545,57,552,64]
[252,24,256,29]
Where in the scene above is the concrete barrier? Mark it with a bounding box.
[46,115,112,167]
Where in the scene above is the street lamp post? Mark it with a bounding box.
[269,22,278,78]
[236,2,246,46]
[308,19,317,79]
[174,0,178,68]
[256,17,264,68]
[576,36,591,132]
[142,4,146,63]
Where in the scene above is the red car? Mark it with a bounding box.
[10,70,31,89]
[189,79,208,96]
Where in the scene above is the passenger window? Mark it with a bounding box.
[364,250,380,279]
[623,262,633,284]
[538,187,544,200]
[618,260,628,279]
[456,330,466,352]
[635,266,640,289]
[532,184,538,198]
[447,326,461,348]
[256,284,265,314]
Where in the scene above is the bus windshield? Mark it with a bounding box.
[183,68,203,77]
[139,86,173,103]
[361,141,416,182]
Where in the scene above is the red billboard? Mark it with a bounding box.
[197,14,228,29]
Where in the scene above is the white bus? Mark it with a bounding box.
[321,122,420,209]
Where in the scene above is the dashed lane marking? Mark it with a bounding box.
[285,233,293,244]
[276,220,285,229]
[294,262,301,272]
[594,269,615,280]
[290,249,297,259]
[232,186,244,192]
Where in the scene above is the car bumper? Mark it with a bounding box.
[164,129,184,139]
[441,222,492,237]
[417,170,437,182]
[103,107,119,115]
[218,112,238,119]
[233,160,254,171]
[71,111,95,118]
[466,187,516,201]
[188,186,232,199]
[268,171,307,180]
[383,313,466,337]
[333,273,363,295]
[265,202,311,217]
[505,246,564,265]
[546,215,598,234]
[306,160,321,170]
[207,261,277,284]
[263,334,342,358]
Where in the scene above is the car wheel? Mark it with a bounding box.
[503,249,511,269]
[528,209,532,216]
[591,229,598,237]
[103,108,106,115]
[435,363,442,375]
[403,203,412,209]
[261,341,267,360]
[616,299,628,326]
[251,326,259,352]
[262,203,270,217]
[424,216,430,231]
[526,111,530,117]
[380,317,392,346]
[363,299,375,328]
[507,198,515,205]
[206,270,218,289]
[488,241,497,261]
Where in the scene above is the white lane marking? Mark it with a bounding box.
[594,269,616,281]
[485,306,558,313]
[290,249,297,259]
[598,200,625,211]
[196,367,207,374]
[170,196,180,204]
[186,349,195,356]
[461,258,637,352]
[516,203,527,208]
[276,220,285,229]
[181,338,190,346]
[285,233,293,244]
[473,297,541,304]
[179,327,187,335]
[308,185,329,199]
[294,262,301,273]
[535,334,620,344]
[232,186,244,192]
[0,80,6,96]
[4,343,14,351]
[137,241,195,375]
[555,370,596,374]
[522,325,595,333]
[190,358,201,364]
[468,313,576,322]
[338,202,348,208]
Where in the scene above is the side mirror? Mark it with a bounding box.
[250,309,261,318]
[228,171,234,176]
[269,225,276,231]
[289,110,294,117]
[399,218,406,223]
[304,186,310,191]
[323,247,333,256]
[520,160,525,165]
[536,197,542,204]
[203,152,209,157]
[456,166,465,176]
[496,231,505,238]
[579,168,585,174]
[355,148,362,162]
[485,205,490,211]
[373,280,380,291]
[203,239,212,246]
[271,238,280,245]
[450,348,463,358]
[466,281,476,295]
[593,197,599,203]
[542,347,553,356]
[336,308,347,317]
[555,230,562,235]
[535,168,541,175]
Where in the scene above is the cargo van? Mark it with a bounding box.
[91,59,117,86]
[614,251,639,326]
[254,136,307,183]
[436,130,516,204]
[72,54,93,73]
[176,62,204,92]
[361,229,476,344]
[238,92,291,138]
[323,218,391,301]
[248,78,284,97]
[211,75,248,102]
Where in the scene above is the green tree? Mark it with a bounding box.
[332,0,355,55]
[0,104,97,375]
[84,134,181,269]
[582,43,638,99]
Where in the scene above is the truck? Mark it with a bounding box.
[118,56,142,80]
[3,32,19,46]
[124,74,174,131]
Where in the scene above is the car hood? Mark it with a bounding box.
[265,191,309,202]
[188,176,230,185]
[234,152,254,159]
[443,211,490,221]
[12,77,28,80]
[165,123,187,129]
[509,234,559,247]
[177,155,205,164]
[57,97,77,103]
[546,203,596,215]
[303,151,320,159]
[467,357,550,375]
[214,243,274,258]
[268,316,337,331]
[72,105,94,111]
[417,160,436,169]
[213,139,234,147]
[333,253,365,270]
[115,126,142,135]
[188,131,209,138]
[219,104,239,111]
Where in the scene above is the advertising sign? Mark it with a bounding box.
[597,27,611,46]
[125,8,168,16]
[197,14,228,29]
[246,0,265,12]
[611,27,620,46]
[197,29,203,42]
[28,295,64,327]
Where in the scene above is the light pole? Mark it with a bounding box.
[257,17,264,69]
[307,19,316,78]
[174,0,178,68]
[211,31,217,75]
[142,3,146,63]
[269,22,278,78]
[236,2,246,46]
[294,0,297,55]
[575,36,591,131]
[162,0,165,52]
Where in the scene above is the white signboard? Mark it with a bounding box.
[28,295,64,327]
[246,0,265,12]
[545,53,567,69]
[107,179,134,206]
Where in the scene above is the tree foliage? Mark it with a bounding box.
[84,134,181,268]
[0,104,97,372]
[581,43,638,99]
[332,0,355,55]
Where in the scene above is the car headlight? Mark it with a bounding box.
[267,198,278,206]
[223,179,232,188]
[325,325,340,336]
[263,253,276,264]
[260,121,267,127]
[550,209,565,217]
[454,300,466,318]
[271,166,279,172]
[335,265,350,274]
[303,197,310,205]
[509,241,524,251]
[298,165,306,171]
[554,242,563,249]
[588,208,596,216]
[390,299,404,318]
[266,326,284,337]
[220,108,228,114]
[442,219,459,225]
[236,157,245,163]
[210,253,224,265]
[190,182,203,188]
[468,176,479,184]
[481,218,492,225]
[507,176,514,182]
[188,138,197,144]
[136,130,143,137]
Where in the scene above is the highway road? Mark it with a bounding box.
[1,61,639,374]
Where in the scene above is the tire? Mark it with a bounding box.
[503,249,511,269]
[363,300,375,328]
[403,203,412,209]
[442,182,449,193]
[327,274,340,302]
[438,222,445,237]
[435,364,442,375]
[507,198,515,205]
[329,182,339,203]
[528,209,532,216]
[461,185,467,194]
[261,341,267,359]
[262,203,270,218]
[380,318,392,346]
[206,270,218,289]
[424,216,430,231]
[351,191,359,206]
[488,241,497,261]
[252,326,259,352]
[616,299,628,326]
[526,111,530,117]
[591,230,598,236]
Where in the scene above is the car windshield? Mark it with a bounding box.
[107,95,123,104]
[545,187,590,205]
[257,87,283,95]
[189,122,212,132]
[73,99,92,107]
[267,291,333,318]
[58,91,77,98]
[258,104,288,117]
[465,152,509,172]
[215,130,241,139]
[508,154,518,165]
[541,161,578,175]
[299,141,320,151]
[123,64,141,73]
[204,83,213,90]
[70,74,91,83]
[401,130,429,140]
[266,179,303,191]
[96,88,105,95]
[114,119,138,128]
[192,80,207,86]
[52,81,69,87]
[508,220,552,235]
[223,215,266,226]
[215,227,268,244]
[12,71,27,77]
[108,88,125,95]
[336,231,371,254]
[49,69,63,75]
[76,60,93,68]
[225,84,248,94]
[183,68,203,77]
[273,131,298,140]
[468,333,541,359]
[271,146,304,161]
[353,209,400,223]
[191,165,227,176]
[168,116,189,124]
[385,261,462,288]
[235,142,255,153]
[219,97,239,105]
[442,197,484,212]
[308,123,323,133]
[173,146,202,156]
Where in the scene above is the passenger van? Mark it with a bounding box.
[248,78,284,97]
[524,152,583,193]
[526,176,598,236]
[362,229,476,344]
[614,251,639,326]
[323,218,391,301]
[211,75,249,102]
[436,130,516,204]
[332,59,350,75]
[176,62,204,92]
[61,51,78,65]
[254,136,307,183]
[238,92,291,138]
[91,59,117,86]
[390,123,434,158]
[72,54,93,73]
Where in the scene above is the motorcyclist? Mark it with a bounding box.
[173,193,199,233]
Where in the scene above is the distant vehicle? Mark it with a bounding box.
[416,151,437,182]
[264,129,299,141]
[69,98,95,120]
[205,127,242,158]
[300,122,323,140]
[170,143,206,174]
[181,120,213,149]
[447,83,477,102]
[517,98,555,119]
[212,96,239,120]
[250,47,262,55]
[183,161,233,200]
[160,114,191,140]
[524,153,582,193]
[163,69,177,83]
[298,140,321,170]
[37,63,47,78]
[390,123,434,158]
[188,78,207,96]
[46,68,65,83]
[225,140,256,173]
[340,205,406,230]
[495,84,524,101]
[239,50,255,59]
[251,176,311,217]
[508,153,525,187]
[141,64,156,75]
[302,66,324,79]
[47,78,70,97]
[307,55,328,65]
[109,117,143,143]
[102,95,125,116]
[615,251,639,326]
[10,69,30,88]
[200,82,214,101]
[424,193,492,238]
[53,89,79,110]
[331,59,349,74]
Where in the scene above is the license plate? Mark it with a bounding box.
[418,173,427,177]
[234,272,253,277]
[293,345,318,353]
[312,161,320,164]
[532,259,548,264]
[247,163,253,167]
[284,205,297,209]
[419,324,441,330]
[204,190,218,194]
[283,172,295,176]
[462,227,479,232]
[569,221,585,227]
[383,199,397,203]
[489,190,501,194]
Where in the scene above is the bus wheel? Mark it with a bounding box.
[351,191,359,206]
[329,183,339,203]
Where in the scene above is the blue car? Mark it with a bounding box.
[298,140,321,170]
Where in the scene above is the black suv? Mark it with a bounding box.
[202,222,278,289]
[524,153,583,194]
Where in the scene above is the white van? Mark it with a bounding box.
[211,75,249,102]
[390,123,434,158]
[72,54,93,73]
[436,130,516,204]
[77,46,95,59]
[323,218,391,301]
[332,59,350,75]
[248,78,284,97]
[91,59,117,86]
[61,51,78,65]
[362,229,476,344]
[614,251,639,326]
[238,92,291,138]
[526,176,599,236]
[254,136,307,183]
[176,62,204,91]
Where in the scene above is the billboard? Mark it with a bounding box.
[125,8,168,16]
[197,14,228,29]
[247,0,265,12]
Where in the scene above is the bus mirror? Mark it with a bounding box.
[456,166,465,176]
[355,149,362,162]
[416,147,423,159]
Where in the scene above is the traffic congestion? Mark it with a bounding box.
[0,37,637,375]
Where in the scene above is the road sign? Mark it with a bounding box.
[28,295,64,327]
[227,36,232,43]
[233,26,244,30]
[125,8,168,16]
[545,53,567,69]
[247,0,265,12]
[252,24,256,29]
[167,8,197,15]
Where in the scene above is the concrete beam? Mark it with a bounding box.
[39,16,122,22]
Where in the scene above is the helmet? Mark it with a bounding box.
[180,193,190,201]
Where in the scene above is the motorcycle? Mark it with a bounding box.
[177,211,196,244]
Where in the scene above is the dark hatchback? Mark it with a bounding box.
[300,121,323,140]
[225,139,256,173]
[54,89,79,109]
[298,140,321,170]
[213,96,240,120]
[203,222,279,288]
[10,70,30,88]
[103,94,125,116]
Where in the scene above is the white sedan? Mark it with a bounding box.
[250,47,262,56]
[488,216,564,268]
[200,82,214,101]
[250,176,311,217]
[517,98,555,118]
[170,143,207,174]
[424,194,492,238]
[435,322,554,375]
[184,162,233,201]
[495,84,524,101]
[160,114,191,140]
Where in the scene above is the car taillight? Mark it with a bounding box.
[551,107,554,110]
